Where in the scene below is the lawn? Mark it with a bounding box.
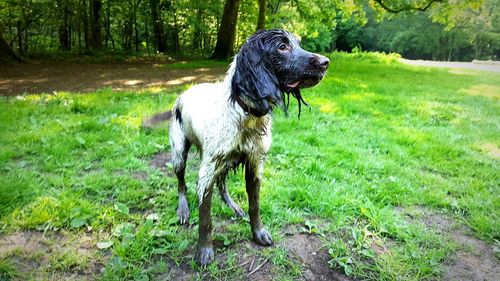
[0,53,498,280]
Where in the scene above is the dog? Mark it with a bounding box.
[143,29,329,266]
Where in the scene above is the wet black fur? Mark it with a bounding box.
[175,108,183,124]
[230,29,327,117]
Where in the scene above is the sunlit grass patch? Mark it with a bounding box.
[330,51,401,64]
[461,84,500,99]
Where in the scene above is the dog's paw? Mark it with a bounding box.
[230,203,245,218]
[177,197,190,224]
[196,246,214,266]
[253,228,273,246]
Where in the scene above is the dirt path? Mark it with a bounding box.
[399,59,500,73]
[2,58,498,96]
[396,206,500,281]
[0,61,227,96]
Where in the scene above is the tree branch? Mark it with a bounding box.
[373,0,443,13]
[9,13,45,46]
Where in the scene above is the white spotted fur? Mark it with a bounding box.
[169,56,272,203]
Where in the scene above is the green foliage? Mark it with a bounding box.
[0,0,495,60]
[360,12,475,60]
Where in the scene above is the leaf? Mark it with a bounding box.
[146,213,160,221]
[150,229,169,237]
[133,273,149,281]
[178,240,189,251]
[97,239,113,249]
[113,222,135,237]
[153,247,168,255]
[75,136,86,145]
[114,202,129,215]
[121,233,135,246]
[167,216,178,225]
[70,217,86,228]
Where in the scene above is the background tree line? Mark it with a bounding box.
[0,0,497,62]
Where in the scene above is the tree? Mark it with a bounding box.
[0,34,21,63]
[372,0,444,13]
[89,0,102,49]
[56,0,72,50]
[0,0,492,60]
[150,0,166,53]
[257,0,266,30]
[432,0,500,59]
[211,0,240,60]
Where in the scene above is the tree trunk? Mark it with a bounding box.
[17,20,23,54]
[134,0,142,54]
[172,11,180,54]
[82,0,90,51]
[58,0,71,50]
[90,0,102,49]
[150,0,166,53]
[211,0,240,60]
[193,8,203,50]
[257,0,266,30]
[0,34,22,64]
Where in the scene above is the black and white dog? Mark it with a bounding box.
[144,29,329,266]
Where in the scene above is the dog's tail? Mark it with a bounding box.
[141,110,172,128]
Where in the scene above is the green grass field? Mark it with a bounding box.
[0,53,499,280]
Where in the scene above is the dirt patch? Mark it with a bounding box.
[151,220,353,281]
[159,260,196,281]
[149,150,200,176]
[149,151,172,176]
[0,61,226,96]
[396,206,500,281]
[0,230,105,280]
[132,171,149,181]
[284,233,353,281]
[477,143,500,160]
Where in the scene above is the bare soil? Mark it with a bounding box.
[284,233,354,281]
[0,61,227,96]
[154,230,352,281]
[0,230,104,280]
[396,206,500,281]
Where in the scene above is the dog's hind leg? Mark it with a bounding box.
[170,119,191,224]
[217,175,245,218]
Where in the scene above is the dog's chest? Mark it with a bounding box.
[235,116,272,155]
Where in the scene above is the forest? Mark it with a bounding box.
[1,0,498,62]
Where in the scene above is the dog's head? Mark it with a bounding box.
[231,29,329,117]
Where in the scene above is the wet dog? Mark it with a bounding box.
[143,29,329,265]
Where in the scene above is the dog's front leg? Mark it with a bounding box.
[245,160,273,246]
[195,161,216,266]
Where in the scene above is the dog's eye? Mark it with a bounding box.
[278,43,288,51]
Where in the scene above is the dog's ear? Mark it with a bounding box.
[231,41,282,117]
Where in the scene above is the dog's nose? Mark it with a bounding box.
[318,56,330,70]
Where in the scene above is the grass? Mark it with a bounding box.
[0,52,499,280]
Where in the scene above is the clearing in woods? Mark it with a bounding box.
[0,54,499,280]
